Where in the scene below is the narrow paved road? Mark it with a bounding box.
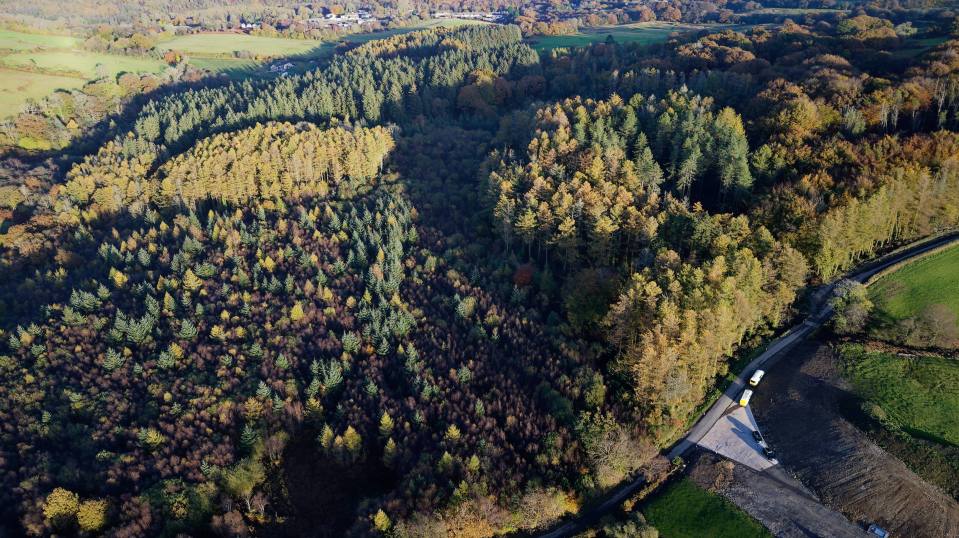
[537,232,959,538]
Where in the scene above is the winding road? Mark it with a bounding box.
[538,232,959,538]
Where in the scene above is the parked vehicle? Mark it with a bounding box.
[739,389,753,407]
[867,524,890,537]
[752,430,765,444]
[749,369,765,386]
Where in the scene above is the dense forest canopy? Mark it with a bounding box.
[3,5,959,537]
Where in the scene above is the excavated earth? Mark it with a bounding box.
[751,339,959,538]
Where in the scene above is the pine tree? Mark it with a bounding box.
[467,454,481,474]
[290,302,306,322]
[182,268,202,292]
[319,425,334,450]
[343,426,362,457]
[373,509,391,532]
[445,424,461,442]
[379,412,394,437]
[383,438,397,467]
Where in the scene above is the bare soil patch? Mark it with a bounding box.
[688,450,866,538]
[751,339,959,537]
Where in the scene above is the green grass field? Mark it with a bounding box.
[185,56,260,75]
[892,36,950,59]
[869,244,959,330]
[0,29,77,51]
[0,19,488,114]
[643,478,770,537]
[744,7,847,15]
[527,22,714,52]
[0,67,85,115]
[158,20,487,66]
[342,18,486,45]
[158,33,326,58]
[840,344,959,446]
[1,50,167,78]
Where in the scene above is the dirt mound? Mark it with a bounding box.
[752,340,959,538]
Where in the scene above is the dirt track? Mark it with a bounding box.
[752,339,959,537]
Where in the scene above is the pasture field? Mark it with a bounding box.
[527,22,713,51]
[0,29,77,50]
[643,478,770,537]
[0,67,85,114]
[341,18,486,45]
[744,7,847,15]
[0,19,488,114]
[868,243,959,330]
[158,33,325,58]
[184,56,260,74]
[892,35,950,58]
[840,344,959,446]
[1,50,166,78]
[158,19,487,61]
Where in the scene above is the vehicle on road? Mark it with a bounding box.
[867,523,890,537]
[739,389,753,407]
[749,369,765,386]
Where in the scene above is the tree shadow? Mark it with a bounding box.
[261,430,396,537]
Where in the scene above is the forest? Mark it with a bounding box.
[3,4,959,537]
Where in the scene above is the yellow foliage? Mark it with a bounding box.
[373,509,391,532]
[244,398,264,420]
[306,397,323,419]
[343,425,362,453]
[262,255,276,273]
[320,424,334,449]
[109,268,128,288]
[445,424,461,442]
[155,123,395,206]
[379,412,394,437]
[43,488,79,527]
[77,499,109,532]
[290,302,306,322]
[467,454,481,473]
[210,325,226,341]
[142,428,165,448]
[182,268,202,292]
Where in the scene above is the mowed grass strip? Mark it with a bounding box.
[644,478,770,538]
[0,67,85,115]
[869,244,959,329]
[0,29,77,51]
[528,22,712,51]
[1,50,167,78]
[841,345,959,446]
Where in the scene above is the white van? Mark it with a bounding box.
[739,389,753,407]
[749,369,765,386]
